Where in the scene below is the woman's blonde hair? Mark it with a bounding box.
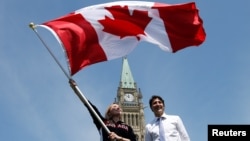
[104,103,122,120]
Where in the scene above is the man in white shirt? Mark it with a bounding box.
[145,95,190,141]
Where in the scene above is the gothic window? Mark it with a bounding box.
[135,114,139,126]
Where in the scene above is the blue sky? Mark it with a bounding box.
[1,0,250,141]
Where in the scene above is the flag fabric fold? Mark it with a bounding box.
[42,1,206,75]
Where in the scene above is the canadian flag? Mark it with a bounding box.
[42,1,206,75]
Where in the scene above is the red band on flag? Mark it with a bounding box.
[44,13,107,75]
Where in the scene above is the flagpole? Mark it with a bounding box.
[68,79,111,134]
[29,22,111,134]
[29,22,71,80]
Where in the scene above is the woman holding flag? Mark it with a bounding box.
[85,100,136,141]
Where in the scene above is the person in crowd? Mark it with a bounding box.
[145,95,190,141]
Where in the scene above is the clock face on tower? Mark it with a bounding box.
[124,93,134,102]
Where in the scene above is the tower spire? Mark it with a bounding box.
[120,57,135,88]
[116,56,145,141]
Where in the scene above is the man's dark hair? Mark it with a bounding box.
[149,95,165,108]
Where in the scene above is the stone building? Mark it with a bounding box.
[114,57,145,141]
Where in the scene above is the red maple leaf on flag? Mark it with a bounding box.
[98,5,152,40]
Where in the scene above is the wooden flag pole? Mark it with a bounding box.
[68,79,111,134]
[29,22,111,134]
[29,22,70,80]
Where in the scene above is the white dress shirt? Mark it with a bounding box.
[145,113,190,141]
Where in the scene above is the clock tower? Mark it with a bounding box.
[115,57,145,141]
